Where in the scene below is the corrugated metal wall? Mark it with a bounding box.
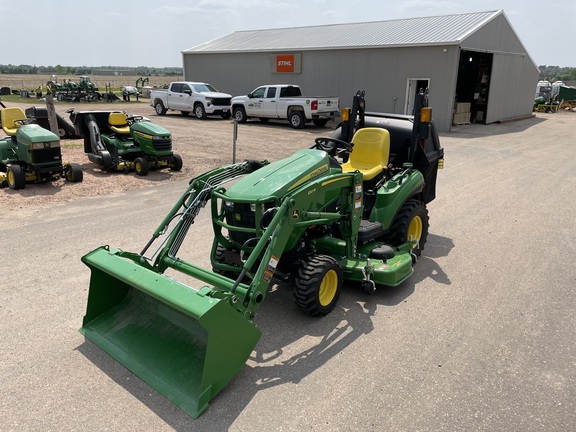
[183,46,460,131]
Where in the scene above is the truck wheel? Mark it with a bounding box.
[154,101,167,116]
[233,107,247,123]
[386,199,429,257]
[169,154,183,171]
[313,119,328,127]
[289,111,305,129]
[65,163,83,182]
[294,254,342,316]
[134,157,149,176]
[194,104,207,120]
[7,165,26,190]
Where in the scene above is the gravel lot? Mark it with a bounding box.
[1,102,575,430]
[1,99,336,211]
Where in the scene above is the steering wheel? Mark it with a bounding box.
[313,137,353,156]
[126,115,144,125]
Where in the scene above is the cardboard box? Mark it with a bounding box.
[455,102,471,114]
[453,112,471,124]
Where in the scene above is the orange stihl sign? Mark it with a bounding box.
[276,55,295,73]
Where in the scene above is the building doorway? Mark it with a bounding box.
[405,78,430,115]
[455,50,493,124]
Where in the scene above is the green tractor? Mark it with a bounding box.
[68,109,183,175]
[0,106,83,189]
[79,89,443,418]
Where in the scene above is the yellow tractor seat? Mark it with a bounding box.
[342,127,390,181]
[1,107,28,136]
[108,111,131,135]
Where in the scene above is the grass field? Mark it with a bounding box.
[0,74,182,92]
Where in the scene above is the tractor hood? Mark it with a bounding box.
[131,120,171,137]
[16,124,59,144]
[226,149,339,200]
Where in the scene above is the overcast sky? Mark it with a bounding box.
[1,0,573,68]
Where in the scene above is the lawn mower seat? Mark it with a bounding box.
[342,127,390,181]
[1,107,27,136]
[108,112,131,135]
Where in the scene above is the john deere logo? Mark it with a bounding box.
[235,213,241,221]
[292,210,299,219]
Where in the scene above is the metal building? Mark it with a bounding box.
[182,10,539,132]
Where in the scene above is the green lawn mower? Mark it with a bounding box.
[68,109,182,175]
[79,89,443,418]
[0,106,83,189]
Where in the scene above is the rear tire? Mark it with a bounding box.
[294,254,342,316]
[169,154,183,171]
[65,163,83,182]
[134,157,149,176]
[154,101,167,116]
[233,106,247,123]
[289,111,305,129]
[7,165,26,190]
[386,199,429,257]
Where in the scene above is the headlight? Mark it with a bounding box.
[224,201,234,209]
[205,97,213,102]
[152,135,170,140]
[31,141,60,150]
[250,203,265,213]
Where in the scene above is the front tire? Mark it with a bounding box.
[289,111,305,129]
[154,101,167,116]
[194,103,207,120]
[169,154,183,171]
[386,199,429,257]
[65,163,83,182]
[7,165,26,190]
[134,157,149,176]
[233,106,247,123]
[294,254,342,316]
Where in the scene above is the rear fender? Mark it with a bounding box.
[369,170,424,229]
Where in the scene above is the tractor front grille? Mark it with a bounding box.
[32,146,62,164]
[153,137,172,151]
[212,97,231,106]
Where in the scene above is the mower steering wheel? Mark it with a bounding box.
[313,137,353,155]
[126,115,144,124]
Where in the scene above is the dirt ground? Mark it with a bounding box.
[0,99,337,210]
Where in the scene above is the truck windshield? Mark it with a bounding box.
[191,83,218,93]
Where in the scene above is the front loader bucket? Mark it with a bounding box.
[79,246,261,418]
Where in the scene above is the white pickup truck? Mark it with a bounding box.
[231,84,339,128]
[150,82,232,119]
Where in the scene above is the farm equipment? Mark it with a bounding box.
[48,76,102,102]
[68,109,182,175]
[0,106,83,189]
[79,89,443,418]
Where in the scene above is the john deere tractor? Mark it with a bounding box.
[0,106,83,189]
[79,89,443,418]
[68,109,182,175]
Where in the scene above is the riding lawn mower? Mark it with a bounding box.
[0,106,83,189]
[68,109,182,175]
[79,89,444,418]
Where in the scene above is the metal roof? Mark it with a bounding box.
[184,10,503,53]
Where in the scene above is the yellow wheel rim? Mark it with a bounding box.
[7,170,14,186]
[319,269,338,306]
[407,215,423,248]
